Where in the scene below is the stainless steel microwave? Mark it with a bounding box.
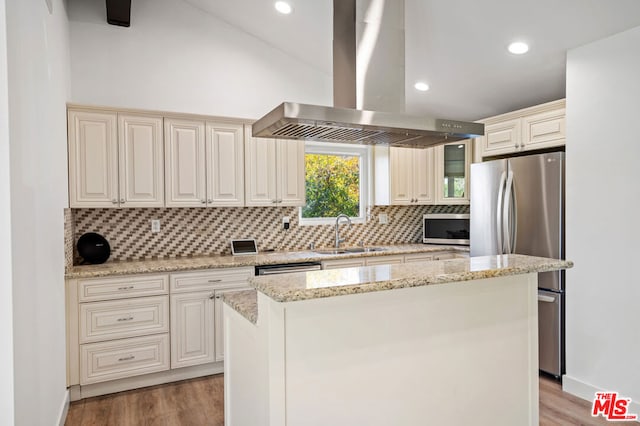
[423,214,470,245]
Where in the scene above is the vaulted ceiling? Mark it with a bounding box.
[185,0,640,120]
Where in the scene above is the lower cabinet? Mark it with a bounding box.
[170,291,215,369]
[67,266,253,396]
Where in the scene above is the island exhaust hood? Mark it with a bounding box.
[252,0,484,148]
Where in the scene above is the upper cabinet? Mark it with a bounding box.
[68,110,164,208]
[164,119,244,207]
[477,99,565,158]
[389,147,435,205]
[245,127,306,207]
[434,140,471,205]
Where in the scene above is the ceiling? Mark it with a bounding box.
[184,0,640,121]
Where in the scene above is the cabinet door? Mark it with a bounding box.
[118,114,164,207]
[435,141,470,205]
[68,110,119,207]
[164,119,206,207]
[170,291,215,368]
[389,147,414,205]
[482,119,522,156]
[245,131,277,206]
[412,147,435,204]
[206,122,244,206]
[522,108,565,150]
[214,286,252,362]
[277,139,306,206]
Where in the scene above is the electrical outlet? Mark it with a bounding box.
[282,216,290,230]
[151,219,161,233]
[378,213,388,224]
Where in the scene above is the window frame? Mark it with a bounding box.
[299,141,370,226]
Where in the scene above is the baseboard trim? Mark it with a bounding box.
[563,375,640,418]
[71,362,223,401]
[57,390,70,426]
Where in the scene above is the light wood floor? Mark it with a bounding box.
[65,374,629,425]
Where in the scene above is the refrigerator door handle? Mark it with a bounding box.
[496,171,507,254]
[538,294,556,303]
[503,170,514,254]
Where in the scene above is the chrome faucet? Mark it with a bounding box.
[335,214,352,249]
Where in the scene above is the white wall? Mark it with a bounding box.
[5,0,71,423]
[68,0,332,119]
[565,26,640,406]
[0,0,15,424]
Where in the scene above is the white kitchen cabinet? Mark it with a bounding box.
[170,290,215,368]
[434,140,471,205]
[164,118,207,207]
[206,122,245,206]
[165,119,245,207]
[245,127,306,207]
[389,147,435,205]
[118,114,165,207]
[68,110,164,208]
[477,99,565,158]
[169,267,253,369]
[68,110,119,207]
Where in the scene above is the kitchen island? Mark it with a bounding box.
[222,254,573,426]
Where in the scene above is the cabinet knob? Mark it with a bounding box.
[120,199,125,204]
[207,199,213,203]
[209,292,215,300]
[201,199,207,204]
[272,199,277,203]
[111,199,118,205]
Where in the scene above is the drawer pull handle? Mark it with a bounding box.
[117,316,134,322]
[209,292,215,300]
[208,279,222,283]
[118,286,134,290]
[118,355,135,362]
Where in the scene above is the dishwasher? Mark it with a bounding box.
[255,262,322,276]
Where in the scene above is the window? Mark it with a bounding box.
[300,142,369,225]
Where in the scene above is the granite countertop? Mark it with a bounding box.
[222,290,258,324]
[65,244,469,279]
[250,254,573,303]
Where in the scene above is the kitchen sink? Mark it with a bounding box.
[313,247,387,255]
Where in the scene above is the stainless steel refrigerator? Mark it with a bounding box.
[470,151,564,377]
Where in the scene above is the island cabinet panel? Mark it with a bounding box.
[224,273,540,426]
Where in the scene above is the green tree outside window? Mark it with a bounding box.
[302,153,360,218]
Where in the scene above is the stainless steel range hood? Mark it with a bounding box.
[252,0,484,148]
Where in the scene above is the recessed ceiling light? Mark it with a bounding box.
[508,42,529,55]
[414,82,429,92]
[275,1,293,14]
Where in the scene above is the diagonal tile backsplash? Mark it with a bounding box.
[70,205,469,264]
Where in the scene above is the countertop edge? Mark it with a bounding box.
[64,245,470,279]
[252,258,574,303]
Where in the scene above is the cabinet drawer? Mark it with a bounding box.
[80,296,169,343]
[364,255,405,266]
[78,274,169,302]
[432,252,456,260]
[322,259,366,270]
[404,253,434,263]
[170,267,253,293]
[80,334,169,385]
